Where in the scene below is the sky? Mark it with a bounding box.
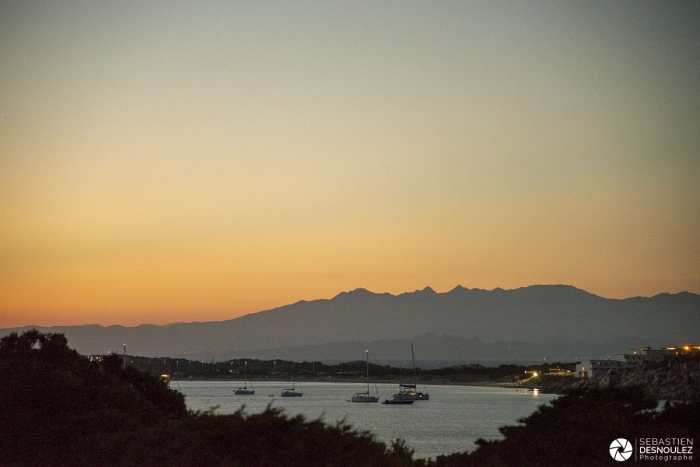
[1,1,699,328]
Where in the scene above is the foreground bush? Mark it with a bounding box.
[431,385,699,467]
[0,330,417,467]
[4,330,697,466]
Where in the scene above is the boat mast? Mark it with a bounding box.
[365,350,370,393]
[291,362,295,389]
[411,343,416,386]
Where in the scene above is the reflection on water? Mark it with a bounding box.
[175,381,556,459]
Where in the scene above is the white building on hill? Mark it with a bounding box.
[575,346,683,378]
[575,358,628,378]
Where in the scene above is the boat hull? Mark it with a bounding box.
[352,393,379,403]
[382,399,414,405]
[393,391,429,401]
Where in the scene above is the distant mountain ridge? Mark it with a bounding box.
[2,285,698,362]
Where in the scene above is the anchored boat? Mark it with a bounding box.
[351,350,379,403]
[392,344,429,401]
[234,361,255,395]
[382,398,414,405]
[281,363,303,397]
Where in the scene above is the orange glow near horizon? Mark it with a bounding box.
[1,2,699,328]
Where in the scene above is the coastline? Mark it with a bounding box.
[175,376,526,390]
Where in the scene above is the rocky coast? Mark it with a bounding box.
[543,354,700,401]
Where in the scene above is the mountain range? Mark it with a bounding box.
[2,285,698,364]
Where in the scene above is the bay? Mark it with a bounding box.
[174,381,556,460]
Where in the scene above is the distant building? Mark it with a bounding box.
[615,346,693,363]
[576,345,699,378]
[670,345,700,355]
[621,347,671,362]
[575,358,628,378]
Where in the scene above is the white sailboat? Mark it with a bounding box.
[392,344,429,401]
[234,361,255,395]
[281,362,302,397]
[351,350,379,403]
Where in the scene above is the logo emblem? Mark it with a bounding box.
[610,438,633,461]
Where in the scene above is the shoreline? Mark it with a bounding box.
[173,377,528,390]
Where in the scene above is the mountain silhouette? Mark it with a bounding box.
[2,285,698,362]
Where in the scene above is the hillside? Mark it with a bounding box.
[542,353,700,401]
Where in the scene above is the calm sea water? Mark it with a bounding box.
[174,381,555,460]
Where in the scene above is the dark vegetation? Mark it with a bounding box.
[120,354,572,384]
[0,330,416,467]
[2,330,697,466]
[430,385,699,467]
[421,362,575,384]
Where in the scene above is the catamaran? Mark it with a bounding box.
[234,361,255,395]
[392,344,429,401]
[351,350,379,403]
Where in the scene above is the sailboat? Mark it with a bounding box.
[351,350,379,402]
[381,366,413,404]
[392,344,429,401]
[281,362,302,397]
[234,361,255,395]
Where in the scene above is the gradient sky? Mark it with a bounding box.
[1,1,699,328]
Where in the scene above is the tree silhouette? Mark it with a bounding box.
[431,385,699,467]
[0,330,420,466]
